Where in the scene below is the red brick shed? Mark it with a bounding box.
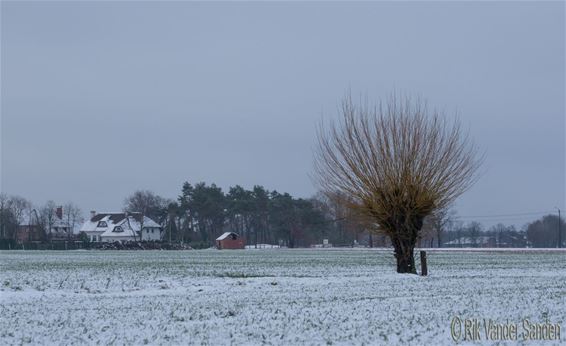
[216,232,245,249]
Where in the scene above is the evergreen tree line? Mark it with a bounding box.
[126,183,366,248]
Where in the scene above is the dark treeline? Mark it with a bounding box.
[122,184,565,249]
[126,183,367,248]
[1,188,564,248]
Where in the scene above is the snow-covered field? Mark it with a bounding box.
[1,249,564,345]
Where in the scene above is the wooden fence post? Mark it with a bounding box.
[420,250,428,276]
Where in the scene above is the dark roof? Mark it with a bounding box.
[90,212,143,223]
[91,214,106,222]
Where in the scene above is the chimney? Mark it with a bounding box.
[90,210,96,219]
[56,206,63,219]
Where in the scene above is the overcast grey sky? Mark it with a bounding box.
[1,1,564,227]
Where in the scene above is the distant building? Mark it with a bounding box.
[444,236,496,248]
[216,232,245,249]
[16,225,43,242]
[50,206,72,240]
[80,211,162,242]
[16,206,71,242]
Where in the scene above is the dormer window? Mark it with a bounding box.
[97,221,107,228]
[113,226,123,233]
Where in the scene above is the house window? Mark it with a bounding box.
[97,221,107,228]
[113,226,123,233]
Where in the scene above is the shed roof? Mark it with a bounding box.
[216,232,239,241]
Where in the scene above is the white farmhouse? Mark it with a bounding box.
[80,211,162,242]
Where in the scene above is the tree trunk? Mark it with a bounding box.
[393,239,416,273]
[390,215,422,273]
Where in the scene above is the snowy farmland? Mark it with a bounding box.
[1,249,565,345]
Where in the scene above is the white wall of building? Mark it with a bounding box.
[141,227,161,241]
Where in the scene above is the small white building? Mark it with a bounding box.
[80,211,162,242]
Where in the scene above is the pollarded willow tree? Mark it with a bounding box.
[314,94,483,273]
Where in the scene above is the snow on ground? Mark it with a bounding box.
[0,249,564,345]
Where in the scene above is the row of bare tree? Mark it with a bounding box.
[0,193,83,242]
